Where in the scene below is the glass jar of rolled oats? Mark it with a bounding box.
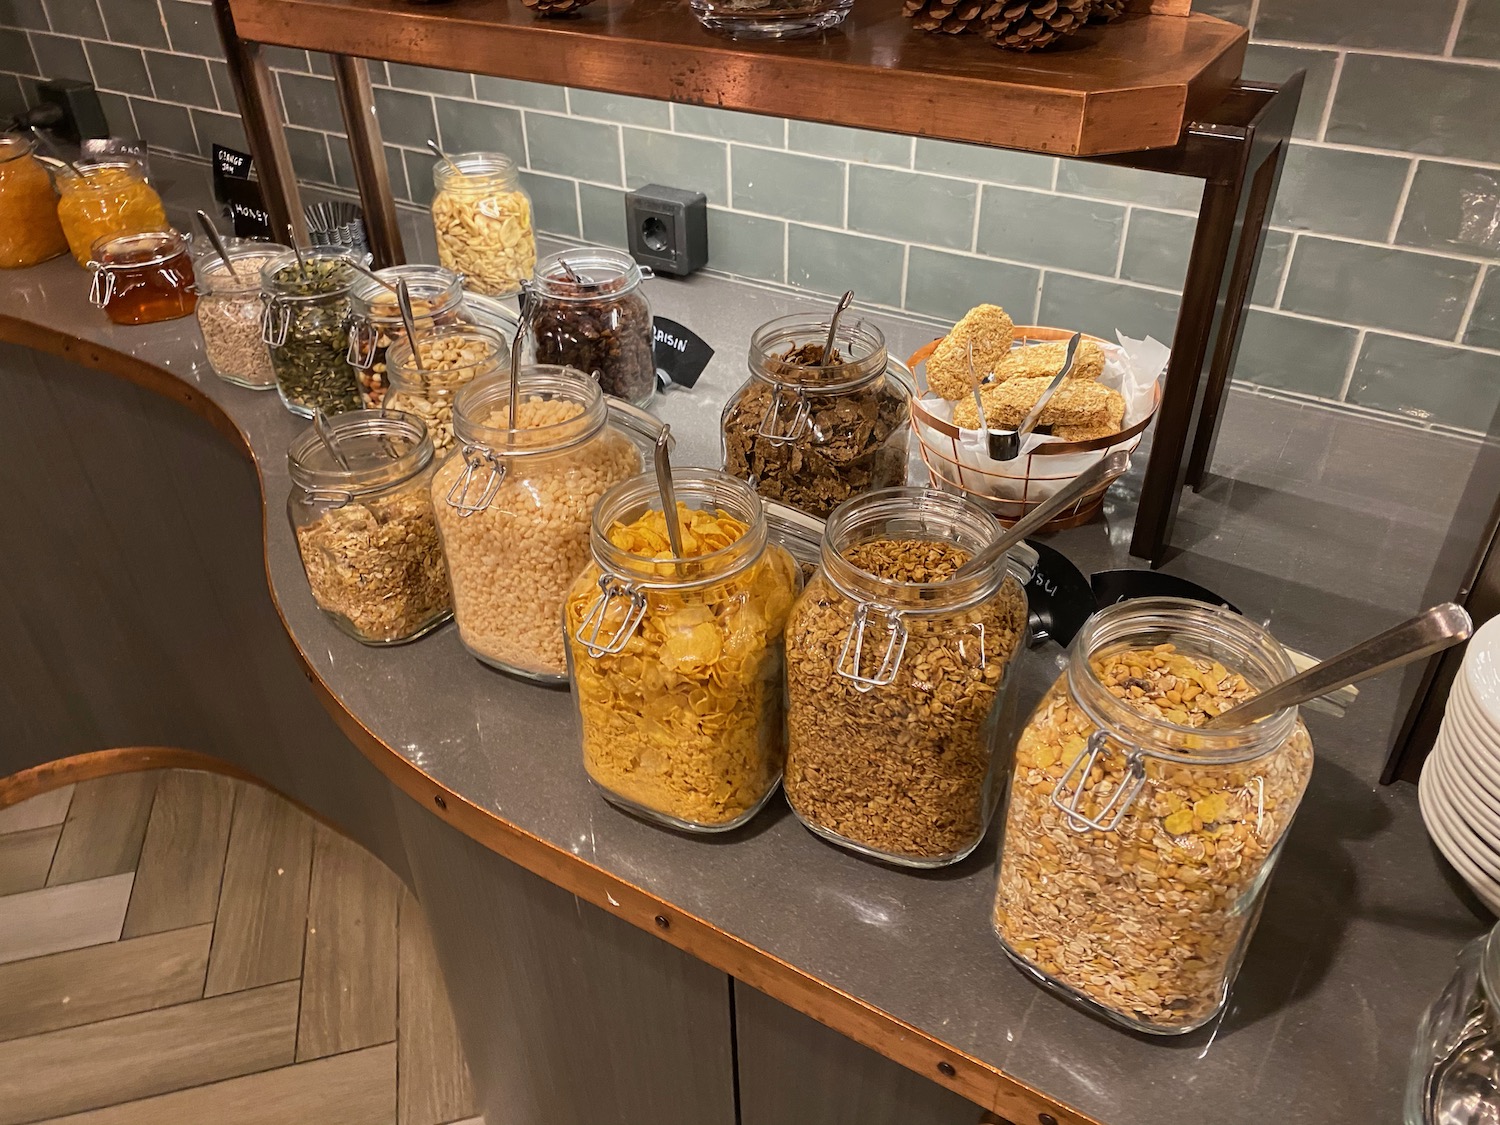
[430,152,535,298]
[992,597,1315,1035]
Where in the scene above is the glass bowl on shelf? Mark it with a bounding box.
[690,0,853,39]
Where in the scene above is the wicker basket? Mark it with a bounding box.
[908,326,1159,530]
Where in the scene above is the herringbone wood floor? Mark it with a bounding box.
[0,770,479,1125]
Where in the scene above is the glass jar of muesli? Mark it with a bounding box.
[992,597,1315,1035]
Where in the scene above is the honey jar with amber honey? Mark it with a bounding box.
[88,230,198,326]
[0,132,67,269]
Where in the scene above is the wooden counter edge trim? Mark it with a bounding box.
[0,318,1103,1125]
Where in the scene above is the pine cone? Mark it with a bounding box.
[520,0,596,16]
[902,0,996,34]
[983,0,1094,50]
[1089,0,1128,22]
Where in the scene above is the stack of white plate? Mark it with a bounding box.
[1421,617,1500,915]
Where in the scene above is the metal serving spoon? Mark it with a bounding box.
[654,426,685,557]
[194,210,239,278]
[819,289,854,366]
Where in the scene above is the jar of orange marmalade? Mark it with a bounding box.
[55,159,167,266]
[0,132,67,269]
[88,230,198,326]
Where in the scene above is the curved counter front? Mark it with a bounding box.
[0,193,1481,1125]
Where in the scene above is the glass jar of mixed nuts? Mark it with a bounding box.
[430,151,535,298]
[260,246,363,417]
[721,312,912,520]
[527,247,656,408]
[0,132,67,269]
[347,264,470,407]
[992,597,1314,1035]
[564,471,801,831]
[287,409,452,645]
[384,324,508,453]
[55,158,167,266]
[194,238,287,389]
[433,364,658,682]
[87,229,197,326]
[783,488,1029,867]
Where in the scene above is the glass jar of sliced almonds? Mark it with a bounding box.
[992,597,1314,1035]
[430,152,536,298]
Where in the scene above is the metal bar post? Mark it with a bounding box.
[331,54,405,268]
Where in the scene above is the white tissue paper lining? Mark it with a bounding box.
[914,332,1170,503]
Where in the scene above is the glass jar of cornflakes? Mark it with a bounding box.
[430,152,535,298]
[783,488,1030,867]
[564,470,801,832]
[992,597,1315,1035]
[55,159,167,266]
[347,264,471,406]
[433,364,658,682]
[0,132,67,268]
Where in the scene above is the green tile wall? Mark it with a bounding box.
[1,0,1498,433]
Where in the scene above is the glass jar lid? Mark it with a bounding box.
[748,311,888,392]
[350,264,465,323]
[432,151,520,193]
[54,158,146,193]
[531,247,645,300]
[261,246,358,300]
[0,131,37,164]
[89,228,189,269]
[452,363,606,457]
[385,323,508,395]
[196,239,289,295]
[287,409,434,498]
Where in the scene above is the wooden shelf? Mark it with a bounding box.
[226,0,1247,155]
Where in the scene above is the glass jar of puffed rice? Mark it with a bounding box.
[430,152,535,298]
[992,597,1314,1035]
[432,364,658,683]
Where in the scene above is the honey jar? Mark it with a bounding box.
[0,132,67,269]
[88,230,198,326]
[56,159,167,266]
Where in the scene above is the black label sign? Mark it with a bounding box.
[652,317,713,389]
[213,144,252,180]
[220,177,274,241]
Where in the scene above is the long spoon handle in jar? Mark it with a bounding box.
[654,426,685,558]
[821,289,854,366]
[954,450,1130,578]
[27,125,88,180]
[426,138,461,175]
[194,209,239,279]
[287,224,305,273]
[395,278,425,372]
[1201,603,1473,729]
[313,409,352,470]
[350,260,399,295]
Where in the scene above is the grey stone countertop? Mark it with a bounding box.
[5,157,1487,1125]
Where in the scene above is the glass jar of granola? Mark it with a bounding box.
[783,488,1029,867]
[432,364,657,682]
[346,264,471,406]
[564,471,801,832]
[992,597,1315,1035]
[287,409,452,645]
[430,152,535,298]
[384,324,508,453]
[721,312,912,520]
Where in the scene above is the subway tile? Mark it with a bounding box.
[1192,0,1250,24]
[1119,208,1194,290]
[1456,0,1500,60]
[3,75,35,121]
[161,0,222,57]
[84,43,153,98]
[623,128,727,205]
[434,97,523,158]
[208,60,235,111]
[579,183,628,248]
[473,76,567,112]
[1465,268,1500,350]
[328,136,354,190]
[308,52,334,77]
[730,145,841,225]
[1234,310,1359,398]
[278,72,342,132]
[383,144,409,203]
[385,63,472,98]
[100,0,169,48]
[403,148,438,205]
[285,126,333,185]
[97,92,134,137]
[569,89,671,128]
[847,165,976,251]
[1257,0,1458,53]
[130,98,197,155]
[42,0,105,38]
[519,170,579,239]
[1396,161,1500,258]
[1253,229,1293,307]
[787,226,904,307]
[373,88,437,149]
[189,108,246,156]
[145,51,216,108]
[525,113,620,184]
[1327,55,1500,165]
[28,33,92,84]
[0,29,37,77]
[706,208,784,283]
[1240,44,1339,141]
[1348,334,1500,427]
[1281,237,1480,339]
[0,0,49,32]
[976,184,1124,275]
[1055,163,1202,212]
[262,47,310,73]
[1038,273,1180,345]
[787,120,910,167]
[912,139,1055,188]
[903,246,1040,325]
[673,103,782,147]
[1269,145,1409,240]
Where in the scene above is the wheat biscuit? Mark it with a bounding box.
[925,304,1014,400]
[952,377,1114,430]
[996,339,1105,384]
[1051,389,1126,441]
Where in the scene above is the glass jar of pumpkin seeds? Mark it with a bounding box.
[260,246,363,417]
[992,597,1315,1035]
